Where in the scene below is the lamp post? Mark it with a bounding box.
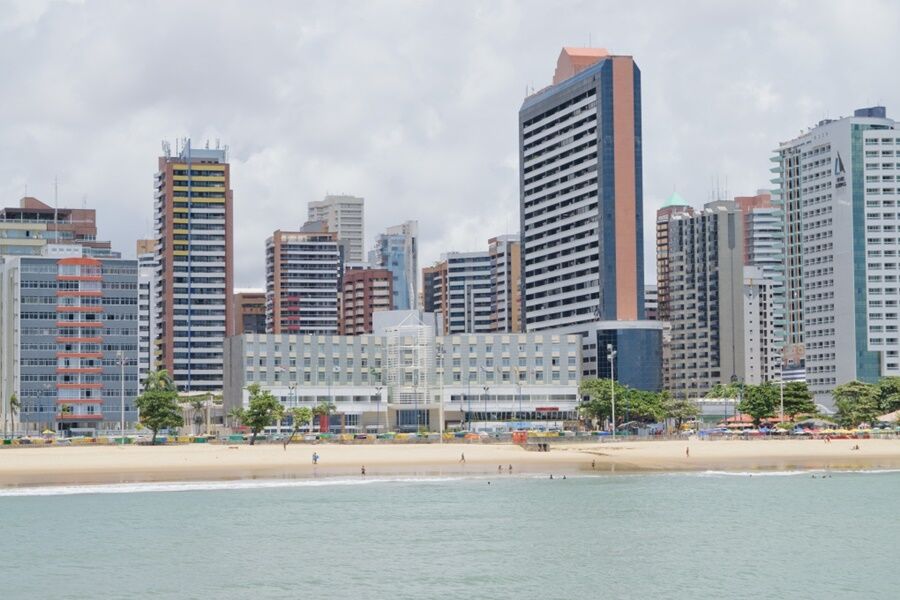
[513,366,523,425]
[436,343,445,444]
[370,368,384,434]
[607,344,617,439]
[480,365,490,432]
[117,350,125,445]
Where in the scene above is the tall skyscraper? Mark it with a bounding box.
[774,106,900,404]
[655,193,694,322]
[488,235,522,333]
[340,268,393,335]
[266,222,343,334]
[154,140,233,392]
[423,252,492,335]
[371,221,418,310]
[519,47,644,332]
[664,201,746,398]
[308,195,365,263]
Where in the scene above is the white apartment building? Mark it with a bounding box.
[743,266,780,385]
[308,195,365,263]
[137,247,157,385]
[774,106,900,405]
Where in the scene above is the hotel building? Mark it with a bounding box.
[136,240,157,384]
[519,47,645,332]
[232,291,267,335]
[224,318,581,433]
[153,140,233,393]
[489,235,522,333]
[774,106,900,404]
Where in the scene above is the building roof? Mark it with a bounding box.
[662,192,689,208]
[552,47,609,85]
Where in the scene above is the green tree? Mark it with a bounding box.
[875,377,900,414]
[3,393,20,438]
[708,382,742,399]
[283,406,313,449]
[244,384,284,445]
[663,394,700,429]
[833,381,880,427]
[135,389,182,444]
[738,382,777,426]
[312,401,336,434]
[780,382,817,420]
[189,399,205,435]
[623,389,665,423]
[579,378,629,429]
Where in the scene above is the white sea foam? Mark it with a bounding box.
[687,468,900,478]
[0,476,470,497]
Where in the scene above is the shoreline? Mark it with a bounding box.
[1,439,899,488]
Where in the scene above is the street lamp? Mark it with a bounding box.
[779,378,785,423]
[480,365,491,432]
[436,343,445,444]
[512,366,523,424]
[370,367,384,434]
[607,344,617,439]
[117,350,125,445]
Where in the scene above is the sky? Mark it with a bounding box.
[1,0,898,289]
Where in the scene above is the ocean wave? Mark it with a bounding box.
[688,468,900,478]
[0,476,471,497]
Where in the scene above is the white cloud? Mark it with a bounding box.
[1,0,898,288]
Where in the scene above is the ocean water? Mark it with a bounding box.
[1,471,898,599]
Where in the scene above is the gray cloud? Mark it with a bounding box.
[1,0,898,288]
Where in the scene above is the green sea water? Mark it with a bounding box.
[1,470,897,599]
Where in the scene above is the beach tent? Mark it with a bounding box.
[876,409,900,423]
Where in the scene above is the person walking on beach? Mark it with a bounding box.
[361,466,366,476]
[507,464,512,473]
[460,453,466,464]
[312,452,319,465]
[591,459,596,470]
[685,446,690,458]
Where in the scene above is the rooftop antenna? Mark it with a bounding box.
[53,176,58,242]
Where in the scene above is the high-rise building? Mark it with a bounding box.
[136,240,157,385]
[308,195,364,263]
[0,254,139,433]
[743,266,780,385]
[665,201,746,398]
[440,252,493,334]
[340,268,393,335]
[656,193,694,322]
[154,140,233,393]
[734,191,785,362]
[774,106,900,404]
[232,291,267,335]
[266,222,343,334]
[519,47,644,332]
[488,235,522,333]
[371,221,418,310]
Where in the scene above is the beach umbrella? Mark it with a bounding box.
[42,429,55,435]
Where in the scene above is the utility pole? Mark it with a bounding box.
[607,344,617,439]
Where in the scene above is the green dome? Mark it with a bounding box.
[663,191,688,207]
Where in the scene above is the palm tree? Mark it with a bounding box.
[144,370,176,393]
[3,393,20,439]
[227,406,245,430]
[312,401,336,434]
[189,399,205,435]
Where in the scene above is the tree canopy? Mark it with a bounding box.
[833,381,881,427]
[244,383,284,445]
[780,382,817,419]
[738,382,777,426]
[135,384,182,444]
[284,406,313,449]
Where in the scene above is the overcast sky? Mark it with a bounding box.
[1,0,897,288]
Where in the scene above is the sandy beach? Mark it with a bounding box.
[1,438,899,487]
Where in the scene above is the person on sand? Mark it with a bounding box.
[686,447,690,458]
[591,459,596,470]
[508,464,512,473]
[312,452,319,465]
[361,466,366,476]
[460,453,466,464]
[498,465,503,473]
